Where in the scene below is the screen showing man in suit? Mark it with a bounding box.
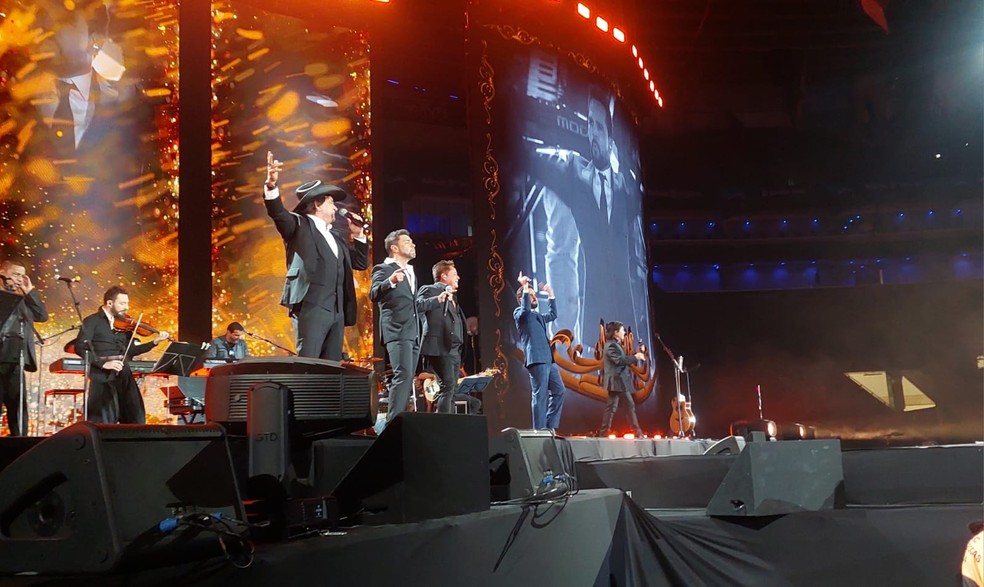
[482,39,653,432]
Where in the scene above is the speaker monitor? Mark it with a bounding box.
[702,435,746,456]
[500,428,575,499]
[332,413,489,525]
[706,439,844,517]
[0,423,245,574]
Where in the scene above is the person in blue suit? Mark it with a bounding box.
[513,271,565,431]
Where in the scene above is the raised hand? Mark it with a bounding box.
[517,271,530,287]
[266,151,283,188]
[540,282,554,297]
[389,267,407,285]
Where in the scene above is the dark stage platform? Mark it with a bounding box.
[0,431,981,586]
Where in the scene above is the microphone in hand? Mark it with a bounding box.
[56,275,81,283]
[443,285,454,316]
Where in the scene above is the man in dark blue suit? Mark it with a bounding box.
[417,260,465,413]
[370,229,421,424]
[513,272,565,430]
[598,320,646,437]
[263,151,369,360]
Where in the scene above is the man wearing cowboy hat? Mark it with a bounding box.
[263,151,369,360]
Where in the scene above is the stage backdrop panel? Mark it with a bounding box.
[209,2,372,362]
[0,0,180,427]
[474,27,655,434]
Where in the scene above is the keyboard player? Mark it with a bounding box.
[75,286,169,424]
[205,321,249,361]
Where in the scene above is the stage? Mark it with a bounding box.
[0,428,980,586]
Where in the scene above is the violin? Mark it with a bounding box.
[669,393,696,436]
[113,314,173,341]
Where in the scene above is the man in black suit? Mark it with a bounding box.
[264,151,369,360]
[0,261,48,436]
[598,320,646,437]
[75,286,169,424]
[417,260,466,413]
[370,229,420,424]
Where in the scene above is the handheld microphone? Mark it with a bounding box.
[443,285,454,316]
[338,208,369,230]
[55,275,81,283]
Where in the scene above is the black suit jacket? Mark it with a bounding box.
[416,283,466,356]
[369,262,420,344]
[0,289,48,372]
[602,339,638,393]
[75,310,158,384]
[265,196,369,326]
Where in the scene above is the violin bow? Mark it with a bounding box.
[121,312,144,361]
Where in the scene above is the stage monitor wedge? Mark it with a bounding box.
[0,423,244,574]
[706,439,844,517]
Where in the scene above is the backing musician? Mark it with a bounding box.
[0,260,48,436]
[205,321,249,360]
[75,286,169,424]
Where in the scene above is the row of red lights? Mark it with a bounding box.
[575,2,663,107]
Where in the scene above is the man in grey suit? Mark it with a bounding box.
[263,151,369,360]
[513,271,565,430]
[417,260,465,413]
[598,320,645,437]
[370,229,420,424]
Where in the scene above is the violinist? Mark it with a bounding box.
[74,286,169,424]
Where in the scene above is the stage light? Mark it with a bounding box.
[612,27,625,42]
[631,44,638,57]
[577,3,590,18]
[623,432,636,440]
[638,57,644,69]
[657,96,663,107]
[730,419,777,441]
[643,68,649,80]
[649,80,655,92]
[370,0,391,3]
[595,16,609,32]
[607,433,617,439]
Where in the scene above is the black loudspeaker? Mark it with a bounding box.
[702,435,746,456]
[500,428,575,499]
[0,423,245,574]
[332,413,490,525]
[706,439,844,517]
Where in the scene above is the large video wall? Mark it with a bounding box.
[479,28,654,432]
[210,2,373,361]
[0,0,179,425]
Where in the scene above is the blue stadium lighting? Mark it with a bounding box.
[387,79,399,84]
[713,264,720,270]
[955,209,962,214]
[898,212,904,218]
[450,95,460,100]
[811,260,817,264]
[928,210,934,215]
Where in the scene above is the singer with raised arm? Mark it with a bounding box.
[263,151,369,360]
[513,272,565,431]
[417,260,467,413]
[205,321,249,360]
[0,260,48,436]
[370,230,421,425]
[597,321,645,437]
[74,286,169,424]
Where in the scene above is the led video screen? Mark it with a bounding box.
[210,3,372,361]
[481,33,653,431]
[0,0,179,426]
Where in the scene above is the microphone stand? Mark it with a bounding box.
[246,330,296,356]
[655,333,697,438]
[62,280,90,422]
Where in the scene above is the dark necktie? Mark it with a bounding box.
[599,172,609,224]
[53,80,76,151]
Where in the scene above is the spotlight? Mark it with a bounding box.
[631,44,638,57]
[643,68,649,80]
[607,433,617,440]
[730,419,777,441]
[595,16,609,32]
[612,27,625,42]
[577,3,590,18]
[638,57,644,69]
[623,432,636,440]
[649,80,655,92]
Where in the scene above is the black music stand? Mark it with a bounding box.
[457,375,494,396]
[152,341,207,377]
